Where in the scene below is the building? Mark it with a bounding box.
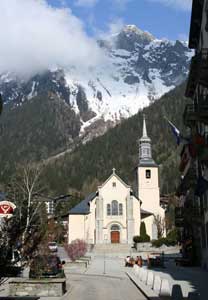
[178,0,208,268]
[68,116,165,245]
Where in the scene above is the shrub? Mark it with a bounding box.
[133,222,150,244]
[65,239,87,261]
[133,236,142,243]
[151,234,178,248]
[140,222,147,237]
[152,238,167,248]
[167,228,179,244]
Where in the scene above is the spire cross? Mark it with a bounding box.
[112,168,116,174]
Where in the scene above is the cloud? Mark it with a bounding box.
[0,0,103,78]
[147,0,192,11]
[74,0,98,7]
[96,18,124,41]
[111,0,132,10]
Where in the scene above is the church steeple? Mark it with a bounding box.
[138,115,156,165]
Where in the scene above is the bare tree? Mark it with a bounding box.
[153,214,166,239]
[8,162,48,258]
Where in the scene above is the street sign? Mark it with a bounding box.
[0,200,16,218]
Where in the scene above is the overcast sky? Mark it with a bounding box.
[0,0,192,77]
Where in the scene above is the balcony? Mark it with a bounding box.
[185,49,208,98]
[175,206,203,227]
[183,103,208,126]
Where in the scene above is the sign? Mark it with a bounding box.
[0,201,16,218]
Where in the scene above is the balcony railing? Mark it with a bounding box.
[175,206,203,227]
[185,49,208,97]
[183,103,208,126]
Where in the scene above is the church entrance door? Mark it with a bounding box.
[111,231,120,243]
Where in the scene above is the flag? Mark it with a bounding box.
[165,118,181,145]
[195,175,208,197]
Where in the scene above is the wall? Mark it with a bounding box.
[68,215,85,243]
[138,166,165,239]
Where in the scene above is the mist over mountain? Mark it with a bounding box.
[0,25,192,145]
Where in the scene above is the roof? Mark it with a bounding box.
[138,159,158,168]
[0,192,6,201]
[141,208,153,217]
[129,190,142,203]
[69,192,97,215]
[98,169,130,189]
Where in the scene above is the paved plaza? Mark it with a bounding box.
[0,254,207,300]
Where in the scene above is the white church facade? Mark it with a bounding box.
[68,116,165,244]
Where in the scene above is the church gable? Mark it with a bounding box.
[99,169,130,192]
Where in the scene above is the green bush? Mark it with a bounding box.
[133,236,142,243]
[167,228,179,243]
[133,222,150,243]
[151,233,178,248]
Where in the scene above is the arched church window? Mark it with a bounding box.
[111,200,118,215]
[119,203,123,215]
[107,204,111,216]
[111,224,120,231]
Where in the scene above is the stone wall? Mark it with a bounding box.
[9,278,66,297]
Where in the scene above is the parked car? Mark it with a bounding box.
[0,249,22,277]
[48,241,58,252]
[29,255,65,278]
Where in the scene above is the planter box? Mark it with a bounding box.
[65,261,87,268]
[9,278,66,297]
[136,243,152,252]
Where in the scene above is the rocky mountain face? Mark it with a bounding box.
[0,25,192,147]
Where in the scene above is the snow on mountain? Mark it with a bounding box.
[0,25,193,140]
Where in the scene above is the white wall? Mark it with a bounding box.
[138,166,165,239]
[68,215,85,244]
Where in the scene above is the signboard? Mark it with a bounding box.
[0,201,16,218]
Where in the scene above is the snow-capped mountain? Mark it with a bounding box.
[0,25,192,141]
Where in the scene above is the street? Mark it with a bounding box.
[67,274,146,300]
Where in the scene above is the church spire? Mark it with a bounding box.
[138,115,155,165]
[142,114,148,138]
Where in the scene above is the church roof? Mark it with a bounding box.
[138,160,158,168]
[0,192,6,201]
[98,168,131,189]
[141,208,153,217]
[69,192,97,215]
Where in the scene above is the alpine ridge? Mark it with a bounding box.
[0,25,192,144]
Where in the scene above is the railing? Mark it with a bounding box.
[183,103,208,126]
[175,206,203,227]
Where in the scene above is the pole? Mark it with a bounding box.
[103,250,106,275]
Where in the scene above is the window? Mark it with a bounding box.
[111,224,120,231]
[112,200,118,215]
[107,204,111,216]
[146,169,151,179]
[112,182,116,187]
[119,203,123,215]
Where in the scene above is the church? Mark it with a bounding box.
[67,116,165,245]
